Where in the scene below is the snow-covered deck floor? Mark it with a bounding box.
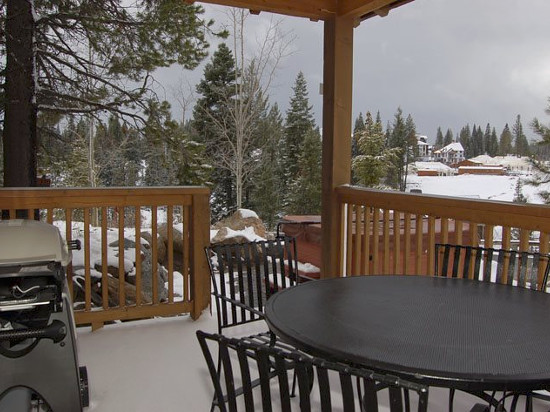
[77,311,549,412]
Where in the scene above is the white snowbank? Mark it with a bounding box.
[224,226,265,242]
[238,208,259,219]
[298,262,320,274]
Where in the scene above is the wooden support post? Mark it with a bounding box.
[321,16,354,278]
[191,191,211,319]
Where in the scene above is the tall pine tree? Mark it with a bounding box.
[192,43,237,220]
[250,104,285,229]
[499,124,513,156]
[459,125,472,158]
[435,127,444,148]
[286,128,322,215]
[486,127,499,157]
[513,115,530,156]
[531,98,550,143]
[351,112,366,184]
[352,112,398,188]
[471,125,484,157]
[282,72,315,206]
[443,129,453,146]
[387,108,416,191]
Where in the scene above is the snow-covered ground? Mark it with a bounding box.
[77,309,549,412]
[407,173,545,204]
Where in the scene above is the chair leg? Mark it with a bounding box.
[210,348,223,412]
[525,393,532,412]
[291,369,298,397]
[449,388,455,412]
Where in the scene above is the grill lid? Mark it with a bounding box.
[0,220,71,267]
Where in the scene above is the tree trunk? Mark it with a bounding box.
[3,0,37,188]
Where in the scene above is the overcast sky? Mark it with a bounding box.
[157,0,550,143]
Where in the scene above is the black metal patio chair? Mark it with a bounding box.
[196,330,430,412]
[434,243,550,291]
[205,236,300,337]
[435,243,550,412]
[205,236,302,409]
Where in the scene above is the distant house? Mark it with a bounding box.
[452,159,481,169]
[433,142,465,164]
[458,166,506,175]
[416,135,432,160]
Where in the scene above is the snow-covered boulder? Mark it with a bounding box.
[211,209,267,245]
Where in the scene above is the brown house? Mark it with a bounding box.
[458,166,506,175]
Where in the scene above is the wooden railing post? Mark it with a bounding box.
[191,190,211,319]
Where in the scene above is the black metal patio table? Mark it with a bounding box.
[264,275,550,392]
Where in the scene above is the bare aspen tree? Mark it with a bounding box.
[171,77,196,125]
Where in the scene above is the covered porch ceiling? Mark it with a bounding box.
[193,0,413,21]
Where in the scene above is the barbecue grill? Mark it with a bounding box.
[0,219,89,411]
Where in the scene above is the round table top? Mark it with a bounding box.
[265,275,550,391]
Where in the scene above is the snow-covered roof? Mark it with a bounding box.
[435,142,464,154]
[469,155,531,169]
[413,161,452,172]
[459,166,504,170]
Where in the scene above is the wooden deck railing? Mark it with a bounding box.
[336,185,550,283]
[0,187,210,330]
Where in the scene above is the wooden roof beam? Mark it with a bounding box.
[194,0,337,20]
[338,0,413,20]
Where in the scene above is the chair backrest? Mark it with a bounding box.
[205,236,299,332]
[435,243,550,291]
[196,330,429,412]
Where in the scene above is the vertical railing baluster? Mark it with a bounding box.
[84,208,91,312]
[346,203,353,276]
[118,206,125,308]
[151,206,158,304]
[455,220,463,245]
[101,208,109,310]
[362,206,371,275]
[383,209,390,274]
[135,206,142,307]
[393,211,401,274]
[183,204,190,303]
[404,213,411,274]
[415,214,423,275]
[427,217,436,276]
[372,208,380,274]
[167,205,174,303]
[66,208,74,299]
[353,205,362,276]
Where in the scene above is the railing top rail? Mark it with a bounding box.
[0,186,210,195]
[0,187,210,208]
[336,184,550,232]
